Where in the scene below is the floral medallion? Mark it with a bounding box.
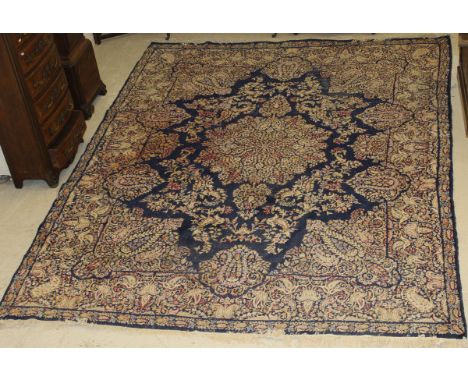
[198,115,328,185]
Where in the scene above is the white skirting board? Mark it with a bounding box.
[0,147,11,176]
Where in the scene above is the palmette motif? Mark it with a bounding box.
[0,37,465,337]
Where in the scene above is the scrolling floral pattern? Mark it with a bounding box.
[0,37,465,337]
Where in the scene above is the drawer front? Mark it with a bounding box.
[48,111,86,169]
[34,70,69,123]
[16,34,54,74]
[41,92,74,146]
[11,33,35,49]
[24,45,62,100]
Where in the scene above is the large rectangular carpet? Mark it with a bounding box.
[0,37,466,337]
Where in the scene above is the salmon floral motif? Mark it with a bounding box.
[0,38,465,338]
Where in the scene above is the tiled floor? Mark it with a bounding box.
[0,34,467,347]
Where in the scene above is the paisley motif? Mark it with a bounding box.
[347,166,410,202]
[141,131,179,160]
[104,164,163,201]
[198,245,270,297]
[357,103,413,130]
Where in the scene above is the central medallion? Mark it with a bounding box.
[198,114,329,185]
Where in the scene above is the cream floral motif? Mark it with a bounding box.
[259,94,292,117]
[233,183,271,219]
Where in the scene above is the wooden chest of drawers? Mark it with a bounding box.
[0,33,87,188]
[54,34,106,119]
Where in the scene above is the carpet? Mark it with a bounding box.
[0,37,465,338]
